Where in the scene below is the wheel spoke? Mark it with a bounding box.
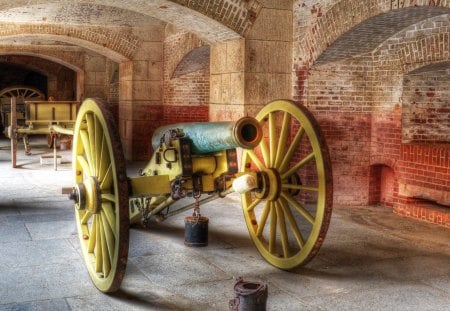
[275,200,290,258]
[102,202,116,238]
[256,201,270,237]
[259,139,270,168]
[77,155,91,176]
[94,116,103,178]
[81,211,93,225]
[101,210,115,261]
[80,130,94,174]
[282,184,318,192]
[86,113,97,176]
[99,217,111,277]
[100,164,113,190]
[281,152,315,180]
[280,197,305,248]
[101,193,116,203]
[281,192,315,225]
[246,197,262,212]
[88,215,97,253]
[98,135,108,181]
[245,150,265,170]
[274,112,291,169]
[95,215,103,273]
[279,126,305,173]
[269,201,277,254]
[269,112,277,167]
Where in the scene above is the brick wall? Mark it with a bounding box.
[163,29,209,124]
[294,2,450,220]
[402,68,450,143]
[306,58,373,205]
[372,14,450,219]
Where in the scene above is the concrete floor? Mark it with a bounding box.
[0,137,449,311]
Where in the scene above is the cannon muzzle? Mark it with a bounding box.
[152,117,262,154]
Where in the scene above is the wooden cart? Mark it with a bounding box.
[5,97,78,167]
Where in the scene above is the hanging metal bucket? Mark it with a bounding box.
[184,215,209,247]
[229,278,268,311]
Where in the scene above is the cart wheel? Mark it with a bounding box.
[241,99,333,269]
[72,98,129,292]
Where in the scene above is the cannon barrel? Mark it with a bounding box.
[151,116,262,154]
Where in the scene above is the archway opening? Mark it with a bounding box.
[369,164,395,207]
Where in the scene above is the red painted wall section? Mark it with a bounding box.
[306,60,373,205]
[163,105,209,123]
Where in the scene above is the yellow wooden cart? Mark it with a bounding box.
[5,97,79,167]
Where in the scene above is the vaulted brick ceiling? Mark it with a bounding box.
[317,7,450,64]
[0,0,259,65]
[0,0,252,46]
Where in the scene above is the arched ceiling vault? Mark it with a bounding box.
[316,7,450,64]
[0,52,82,73]
[407,61,450,74]
[0,0,251,43]
[0,1,258,69]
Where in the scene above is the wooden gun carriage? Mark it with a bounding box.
[69,98,333,292]
[3,97,78,167]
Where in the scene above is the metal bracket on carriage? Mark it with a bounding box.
[171,177,187,200]
[159,128,184,149]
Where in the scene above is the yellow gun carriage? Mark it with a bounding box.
[69,98,333,292]
[4,96,78,167]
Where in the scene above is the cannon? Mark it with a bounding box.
[69,98,333,292]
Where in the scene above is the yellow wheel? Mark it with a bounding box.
[71,98,129,292]
[241,99,333,269]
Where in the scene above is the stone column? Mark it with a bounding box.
[209,3,293,120]
[118,30,164,161]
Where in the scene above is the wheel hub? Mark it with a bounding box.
[71,177,101,213]
[256,169,282,201]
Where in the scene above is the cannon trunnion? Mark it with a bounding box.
[70,98,333,292]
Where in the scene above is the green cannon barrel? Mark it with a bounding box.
[151,117,262,154]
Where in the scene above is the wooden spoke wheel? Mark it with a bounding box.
[0,86,45,100]
[241,99,333,269]
[72,98,129,292]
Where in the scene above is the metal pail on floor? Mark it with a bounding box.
[184,215,209,247]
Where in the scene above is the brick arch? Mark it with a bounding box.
[370,156,398,172]
[0,25,138,62]
[398,33,450,73]
[0,51,85,100]
[0,0,261,43]
[302,0,450,66]
[0,52,82,74]
[0,56,52,79]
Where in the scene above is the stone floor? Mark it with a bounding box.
[0,137,449,311]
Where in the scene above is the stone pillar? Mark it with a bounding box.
[118,32,164,161]
[84,54,107,100]
[209,3,292,120]
[210,39,246,121]
[244,4,293,115]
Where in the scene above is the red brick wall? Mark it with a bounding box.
[163,29,209,124]
[402,69,450,144]
[306,59,373,205]
[163,105,208,123]
[293,4,450,215]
